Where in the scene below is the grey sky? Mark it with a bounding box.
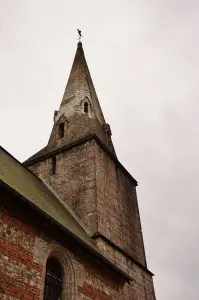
[0,1,199,299]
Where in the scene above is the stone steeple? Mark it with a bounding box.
[24,40,148,267]
[24,41,156,300]
[59,42,105,125]
[47,42,116,156]
[25,42,115,164]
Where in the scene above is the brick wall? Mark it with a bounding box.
[0,188,127,300]
[0,202,155,300]
[0,207,43,299]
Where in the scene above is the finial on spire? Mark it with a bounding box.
[77,29,83,43]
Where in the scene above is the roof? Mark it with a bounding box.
[0,146,131,281]
[0,146,94,246]
[24,145,47,162]
[24,42,116,164]
[60,42,105,125]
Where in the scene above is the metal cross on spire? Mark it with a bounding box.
[77,29,83,42]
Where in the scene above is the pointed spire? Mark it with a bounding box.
[58,41,105,125]
[25,41,117,163]
[46,41,116,156]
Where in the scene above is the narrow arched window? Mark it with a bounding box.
[84,102,89,114]
[58,123,65,139]
[44,258,62,300]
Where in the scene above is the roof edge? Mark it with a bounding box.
[41,178,91,236]
[0,179,132,282]
[0,145,95,248]
[92,233,154,277]
[23,134,138,186]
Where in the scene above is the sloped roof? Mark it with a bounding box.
[0,146,96,249]
[0,146,131,281]
[24,145,47,163]
[60,42,105,125]
[24,42,116,165]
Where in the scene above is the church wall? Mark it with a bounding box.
[0,208,43,299]
[0,189,127,300]
[48,112,107,151]
[93,142,156,299]
[94,142,146,267]
[28,139,146,266]
[28,140,99,233]
[96,237,156,300]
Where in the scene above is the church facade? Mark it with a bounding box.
[0,42,156,299]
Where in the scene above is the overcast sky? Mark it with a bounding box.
[0,1,199,299]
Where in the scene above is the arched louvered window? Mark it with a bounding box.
[43,258,63,300]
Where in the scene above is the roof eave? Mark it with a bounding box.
[24,134,138,186]
[0,179,132,283]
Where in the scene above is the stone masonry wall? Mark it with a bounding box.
[94,142,146,267]
[29,139,146,266]
[29,140,98,233]
[48,113,108,154]
[96,237,155,300]
[27,138,156,299]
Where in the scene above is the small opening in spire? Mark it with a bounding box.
[58,123,65,139]
[84,102,89,114]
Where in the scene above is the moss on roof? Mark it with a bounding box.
[0,146,96,250]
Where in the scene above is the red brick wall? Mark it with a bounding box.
[0,190,126,300]
[79,282,113,300]
[0,210,42,299]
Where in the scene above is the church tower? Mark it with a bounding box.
[24,41,155,299]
